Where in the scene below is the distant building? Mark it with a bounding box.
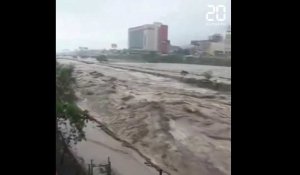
[208,42,226,56]
[209,34,223,42]
[128,22,170,54]
[79,47,88,51]
[190,31,231,58]
[224,25,231,58]
[190,40,210,56]
[191,41,226,57]
[111,44,117,49]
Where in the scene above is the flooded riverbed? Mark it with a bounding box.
[111,62,231,79]
[58,59,231,175]
[71,120,158,175]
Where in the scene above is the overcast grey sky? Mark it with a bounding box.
[56,0,231,51]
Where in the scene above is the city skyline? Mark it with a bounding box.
[56,0,231,51]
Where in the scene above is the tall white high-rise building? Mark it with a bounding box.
[128,22,169,54]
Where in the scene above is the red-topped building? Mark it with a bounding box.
[128,22,170,54]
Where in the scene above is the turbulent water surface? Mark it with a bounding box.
[58,58,231,175]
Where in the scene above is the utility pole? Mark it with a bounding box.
[88,159,94,175]
[107,157,111,175]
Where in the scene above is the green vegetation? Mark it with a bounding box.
[108,53,230,66]
[56,62,121,174]
[56,62,89,174]
[96,55,108,62]
[56,62,88,145]
[142,52,184,63]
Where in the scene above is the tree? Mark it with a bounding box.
[96,55,108,62]
[56,62,88,145]
[175,48,190,55]
[149,51,157,57]
[56,62,91,175]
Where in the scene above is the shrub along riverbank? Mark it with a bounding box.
[56,62,88,175]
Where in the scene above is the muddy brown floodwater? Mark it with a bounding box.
[58,59,231,175]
